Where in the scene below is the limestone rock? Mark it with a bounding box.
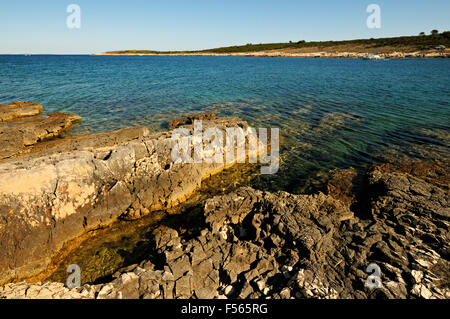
[0,114,252,285]
[0,159,448,300]
[0,101,43,123]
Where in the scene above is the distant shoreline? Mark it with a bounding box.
[92,51,450,59]
[94,33,450,59]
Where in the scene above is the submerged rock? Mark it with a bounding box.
[324,167,357,207]
[169,113,217,129]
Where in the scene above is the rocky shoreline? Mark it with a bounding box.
[1,160,448,299]
[0,101,257,286]
[93,50,450,59]
[0,101,448,299]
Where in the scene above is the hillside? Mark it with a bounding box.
[99,33,450,56]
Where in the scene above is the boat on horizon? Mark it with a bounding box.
[363,54,385,60]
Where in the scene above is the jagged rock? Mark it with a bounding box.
[256,279,266,292]
[168,255,192,280]
[0,112,81,159]
[0,281,96,299]
[110,272,140,299]
[0,160,448,299]
[411,270,424,284]
[192,259,216,291]
[224,285,235,297]
[238,281,254,299]
[16,126,150,160]
[175,274,192,298]
[153,226,181,251]
[279,288,291,299]
[195,287,217,299]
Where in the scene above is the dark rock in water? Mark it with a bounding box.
[169,113,216,129]
[361,162,449,298]
[16,126,150,161]
[324,167,357,207]
[0,184,355,298]
[0,101,44,123]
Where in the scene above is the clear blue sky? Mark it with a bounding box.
[1,0,449,54]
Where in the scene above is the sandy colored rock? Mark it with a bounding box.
[0,101,43,123]
[0,112,82,159]
[169,113,217,129]
[0,115,255,285]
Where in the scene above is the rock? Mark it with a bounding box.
[169,113,216,129]
[383,281,407,299]
[0,114,253,285]
[238,281,254,299]
[175,275,192,298]
[413,284,433,299]
[195,287,217,299]
[224,285,235,297]
[18,126,149,161]
[192,260,216,291]
[256,280,266,292]
[324,167,357,206]
[162,271,175,282]
[0,111,81,159]
[143,290,161,299]
[411,270,424,284]
[153,226,180,250]
[97,284,116,299]
[279,288,291,299]
[109,272,140,299]
[168,255,192,281]
[0,101,43,123]
[0,159,448,300]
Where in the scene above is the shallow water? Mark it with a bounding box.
[1,55,449,283]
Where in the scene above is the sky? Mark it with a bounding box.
[0,0,449,54]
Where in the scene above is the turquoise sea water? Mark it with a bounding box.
[1,55,449,193]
